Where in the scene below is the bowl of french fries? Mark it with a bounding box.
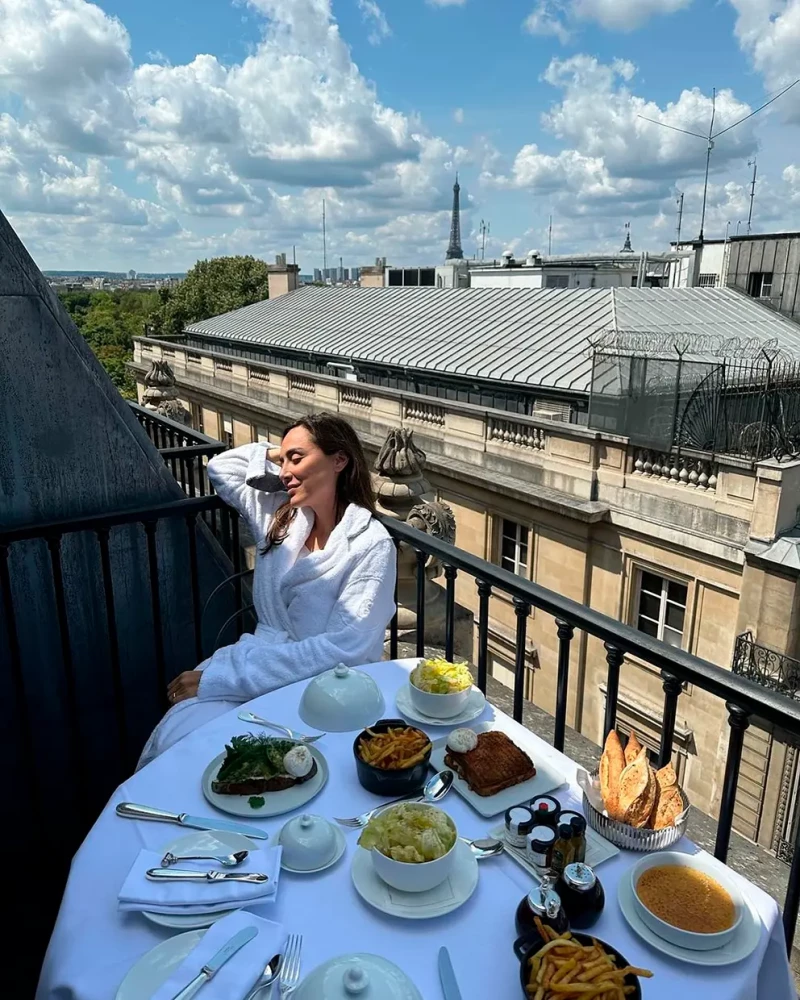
[353,719,433,796]
[514,916,652,1000]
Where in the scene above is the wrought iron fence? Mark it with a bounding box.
[732,631,800,701]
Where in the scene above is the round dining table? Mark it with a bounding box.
[37,658,796,999]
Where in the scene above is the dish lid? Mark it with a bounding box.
[298,664,385,733]
[278,813,337,870]
[293,954,423,1000]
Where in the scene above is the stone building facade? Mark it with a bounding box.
[131,337,800,860]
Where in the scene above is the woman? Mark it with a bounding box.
[138,413,396,766]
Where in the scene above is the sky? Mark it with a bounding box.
[1,0,799,273]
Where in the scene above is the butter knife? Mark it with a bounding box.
[147,867,269,883]
[171,925,258,1000]
[116,802,269,840]
[438,947,463,1000]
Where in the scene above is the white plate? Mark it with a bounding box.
[351,839,478,919]
[280,823,347,874]
[201,745,329,818]
[618,867,762,966]
[115,929,204,1000]
[429,721,567,818]
[143,830,258,930]
[395,684,487,727]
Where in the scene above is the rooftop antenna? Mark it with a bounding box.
[548,215,553,256]
[479,219,490,261]
[676,192,684,247]
[292,245,296,265]
[747,157,757,235]
[322,199,327,275]
[638,78,799,242]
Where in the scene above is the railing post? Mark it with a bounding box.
[658,671,682,768]
[714,702,750,862]
[143,520,167,700]
[415,549,426,658]
[513,598,531,723]
[554,619,575,753]
[603,643,623,739]
[444,565,457,662]
[96,527,128,769]
[476,579,492,694]
[185,513,203,663]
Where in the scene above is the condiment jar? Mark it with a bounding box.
[529,795,561,828]
[515,884,569,940]
[505,805,535,849]
[525,825,556,878]
[551,822,574,876]
[555,863,605,929]
[569,815,587,864]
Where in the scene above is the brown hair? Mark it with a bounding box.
[264,413,377,551]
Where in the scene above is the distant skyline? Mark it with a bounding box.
[1,0,799,272]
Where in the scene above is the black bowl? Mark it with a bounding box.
[353,718,432,796]
[513,930,643,1000]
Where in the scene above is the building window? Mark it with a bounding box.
[545,274,569,289]
[697,273,717,287]
[500,519,530,577]
[748,271,773,298]
[635,571,687,648]
[219,412,233,448]
[630,275,638,287]
[190,402,204,434]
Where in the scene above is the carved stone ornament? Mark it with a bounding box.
[142,359,189,424]
[407,500,456,545]
[375,428,426,477]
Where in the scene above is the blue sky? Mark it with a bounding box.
[1,0,799,272]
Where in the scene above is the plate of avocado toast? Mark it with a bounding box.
[202,733,328,818]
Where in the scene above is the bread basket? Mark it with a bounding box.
[580,769,689,852]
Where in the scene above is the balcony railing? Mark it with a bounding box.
[732,631,800,701]
[6,406,800,977]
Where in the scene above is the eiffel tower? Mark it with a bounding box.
[445,174,464,260]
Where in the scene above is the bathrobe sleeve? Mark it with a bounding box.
[196,538,397,701]
[207,442,287,538]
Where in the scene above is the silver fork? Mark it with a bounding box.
[334,793,423,830]
[238,711,325,743]
[279,933,302,997]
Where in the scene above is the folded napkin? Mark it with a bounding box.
[118,846,282,914]
[150,909,284,1000]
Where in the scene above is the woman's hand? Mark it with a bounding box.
[167,670,202,705]
[267,446,282,465]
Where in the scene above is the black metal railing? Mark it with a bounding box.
[131,401,226,496]
[732,631,800,701]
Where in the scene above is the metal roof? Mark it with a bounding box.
[185,286,800,394]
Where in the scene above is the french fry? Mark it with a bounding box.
[524,929,653,1000]
[357,727,431,770]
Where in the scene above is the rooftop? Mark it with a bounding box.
[185,286,800,395]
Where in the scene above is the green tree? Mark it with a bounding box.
[149,256,270,337]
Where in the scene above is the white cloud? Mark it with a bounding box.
[453,107,465,124]
[358,0,391,45]
[729,0,800,123]
[426,0,468,6]
[572,0,692,31]
[523,2,572,43]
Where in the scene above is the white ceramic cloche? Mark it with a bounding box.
[292,954,423,1000]
[278,813,337,871]
[298,663,385,732]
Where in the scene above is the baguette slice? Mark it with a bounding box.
[653,784,684,830]
[599,730,625,820]
[624,730,643,765]
[619,748,657,828]
[655,761,679,791]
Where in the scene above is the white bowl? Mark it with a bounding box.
[630,851,744,951]
[278,813,337,871]
[299,663,386,732]
[369,805,457,893]
[407,679,472,720]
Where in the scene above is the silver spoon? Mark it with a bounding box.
[463,837,504,860]
[244,952,282,1000]
[160,850,248,868]
[424,768,454,802]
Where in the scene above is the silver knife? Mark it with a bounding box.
[438,947,463,1000]
[116,802,269,840]
[171,925,258,1000]
[147,867,269,883]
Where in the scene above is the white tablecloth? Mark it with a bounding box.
[37,659,796,1000]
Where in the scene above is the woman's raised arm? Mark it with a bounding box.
[207,442,286,537]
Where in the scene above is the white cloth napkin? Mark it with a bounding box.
[118,846,282,914]
[150,910,284,1000]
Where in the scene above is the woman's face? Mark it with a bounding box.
[278,426,347,509]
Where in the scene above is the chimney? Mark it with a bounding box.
[267,254,300,298]
[359,265,386,288]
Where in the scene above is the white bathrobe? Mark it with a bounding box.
[138,442,396,766]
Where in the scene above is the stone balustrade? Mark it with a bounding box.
[488,417,546,451]
[405,399,445,427]
[631,448,719,492]
[249,366,270,383]
[340,385,371,408]
[289,373,315,394]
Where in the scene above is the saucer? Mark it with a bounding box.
[351,839,478,919]
[395,684,487,727]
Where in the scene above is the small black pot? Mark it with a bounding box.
[353,718,432,796]
[513,930,642,1000]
